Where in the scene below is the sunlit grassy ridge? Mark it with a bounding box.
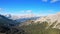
[20,21,60,34]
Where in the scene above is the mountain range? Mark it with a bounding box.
[35,12,60,29]
[3,13,60,29]
[0,14,25,34]
[0,12,60,34]
[0,14,18,27]
[4,14,40,22]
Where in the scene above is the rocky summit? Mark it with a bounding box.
[35,12,60,29]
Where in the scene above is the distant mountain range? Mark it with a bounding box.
[4,14,40,22]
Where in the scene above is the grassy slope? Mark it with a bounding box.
[20,21,60,34]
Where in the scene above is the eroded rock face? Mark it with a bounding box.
[35,13,60,29]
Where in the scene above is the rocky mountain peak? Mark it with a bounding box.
[35,12,60,29]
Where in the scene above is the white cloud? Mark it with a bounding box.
[17,10,33,15]
[22,10,32,13]
[47,10,54,12]
[42,0,48,2]
[0,8,5,12]
[0,8,2,11]
[26,10,32,13]
[50,0,60,3]
[42,0,60,3]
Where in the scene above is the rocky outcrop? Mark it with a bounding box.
[35,12,60,29]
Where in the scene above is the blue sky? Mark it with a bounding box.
[0,0,60,16]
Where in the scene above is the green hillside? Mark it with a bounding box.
[20,21,60,34]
